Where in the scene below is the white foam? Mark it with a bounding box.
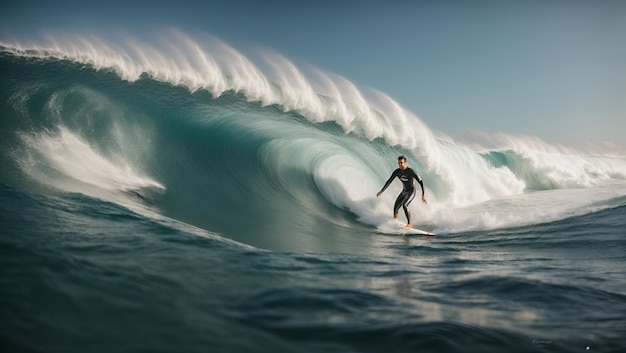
[18,127,165,195]
[431,180,626,233]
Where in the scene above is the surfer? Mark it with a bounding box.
[376,155,427,229]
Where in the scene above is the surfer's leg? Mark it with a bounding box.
[402,203,411,226]
[402,189,416,226]
[393,192,404,219]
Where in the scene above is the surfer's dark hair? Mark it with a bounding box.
[398,155,407,162]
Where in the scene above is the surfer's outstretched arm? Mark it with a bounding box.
[376,169,398,197]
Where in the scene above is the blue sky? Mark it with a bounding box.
[2,0,625,152]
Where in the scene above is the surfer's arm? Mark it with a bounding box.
[377,169,398,196]
[417,178,425,197]
[415,173,424,197]
[411,169,427,204]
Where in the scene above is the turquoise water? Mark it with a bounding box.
[1,38,625,352]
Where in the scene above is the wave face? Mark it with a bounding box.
[1,32,626,251]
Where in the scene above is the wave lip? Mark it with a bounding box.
[0,29,437,154]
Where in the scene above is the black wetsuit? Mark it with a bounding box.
[379,167,424,224]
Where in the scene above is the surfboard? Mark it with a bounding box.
[378,221,436,236]
[403,227,435,236]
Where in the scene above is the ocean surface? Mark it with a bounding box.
[1,33,625,353]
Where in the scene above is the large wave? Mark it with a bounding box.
[1,30,625,249]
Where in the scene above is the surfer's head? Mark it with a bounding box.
[397,155,407,169]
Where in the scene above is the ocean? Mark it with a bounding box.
[1,33,625,353]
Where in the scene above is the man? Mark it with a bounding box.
[376,155,428,229]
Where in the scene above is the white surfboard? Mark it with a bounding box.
[403,227,435,236]
[378,220,436,236]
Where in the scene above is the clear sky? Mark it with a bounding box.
[2,0,625,153]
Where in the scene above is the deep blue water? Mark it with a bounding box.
[1,39,625,352]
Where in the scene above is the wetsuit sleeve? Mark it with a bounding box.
[379,169,399,193]
[411,168,425,196]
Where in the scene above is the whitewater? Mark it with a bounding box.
[1,30,625,352]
